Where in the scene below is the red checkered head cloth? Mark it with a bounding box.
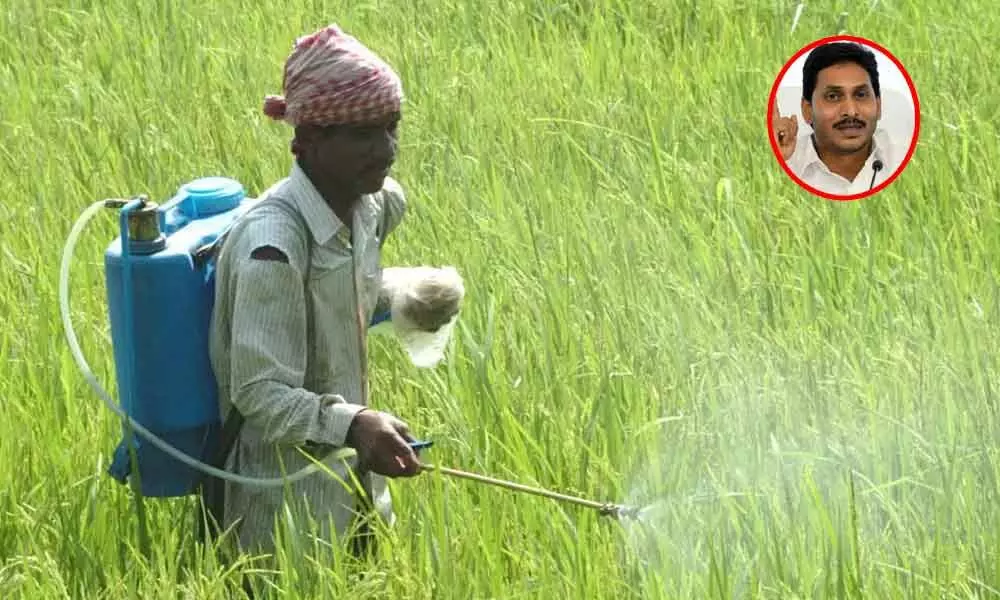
[263,24,403,127]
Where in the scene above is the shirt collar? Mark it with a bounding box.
[287,161,348,246]
[795,128,894,177]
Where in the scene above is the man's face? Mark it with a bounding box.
[802,62,880,156]
[297,111,401,195]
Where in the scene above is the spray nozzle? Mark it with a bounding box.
[598,503,642,520]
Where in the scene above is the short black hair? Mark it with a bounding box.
[802,42,880,102]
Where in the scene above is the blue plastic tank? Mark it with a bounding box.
[104,177,256,497]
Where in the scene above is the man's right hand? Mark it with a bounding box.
[346,409,422,477]
[772,103,798,161]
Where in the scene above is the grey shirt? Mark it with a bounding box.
[208,161,406,553]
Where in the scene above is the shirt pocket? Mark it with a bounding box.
[306,244,358,340]
[308,244,353,281]
[305,248,363,390]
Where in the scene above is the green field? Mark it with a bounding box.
[3,0,999,598]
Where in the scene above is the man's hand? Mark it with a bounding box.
[772,103,798,161]
[346,409,421,477]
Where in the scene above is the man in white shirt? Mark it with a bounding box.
[773,41,908,197]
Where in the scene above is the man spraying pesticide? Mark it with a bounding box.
[202,24,462,556]
[59,24,640,570]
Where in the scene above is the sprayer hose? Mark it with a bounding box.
[60,201,353,488]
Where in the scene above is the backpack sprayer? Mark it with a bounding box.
[59,175,638,520]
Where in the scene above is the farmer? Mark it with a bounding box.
[205,24,442,559]
[772,41,907,196]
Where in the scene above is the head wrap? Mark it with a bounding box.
[263,24,403,127]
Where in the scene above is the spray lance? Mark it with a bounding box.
[60,182,639,520]
[412,443,640,520]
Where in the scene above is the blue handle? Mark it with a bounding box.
[409,439,433,451]
[370,310,391,327]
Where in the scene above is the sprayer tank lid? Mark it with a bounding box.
[179,177,245,218]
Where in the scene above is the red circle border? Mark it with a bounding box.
[766,35,922,202]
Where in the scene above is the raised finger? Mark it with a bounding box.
[776,119,789,142]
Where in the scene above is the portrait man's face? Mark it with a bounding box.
[802,61,881,156]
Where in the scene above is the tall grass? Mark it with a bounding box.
[2,0,999,598]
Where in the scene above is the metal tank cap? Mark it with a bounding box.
[126,195,167,253]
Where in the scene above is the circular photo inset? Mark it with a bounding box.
[767,35,920,202]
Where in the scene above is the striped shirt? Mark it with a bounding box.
[208,161,406,554]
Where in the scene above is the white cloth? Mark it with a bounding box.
[785,127,907,196]
[208,160,406,554]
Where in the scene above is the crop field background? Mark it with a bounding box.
[2,0,999,598]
